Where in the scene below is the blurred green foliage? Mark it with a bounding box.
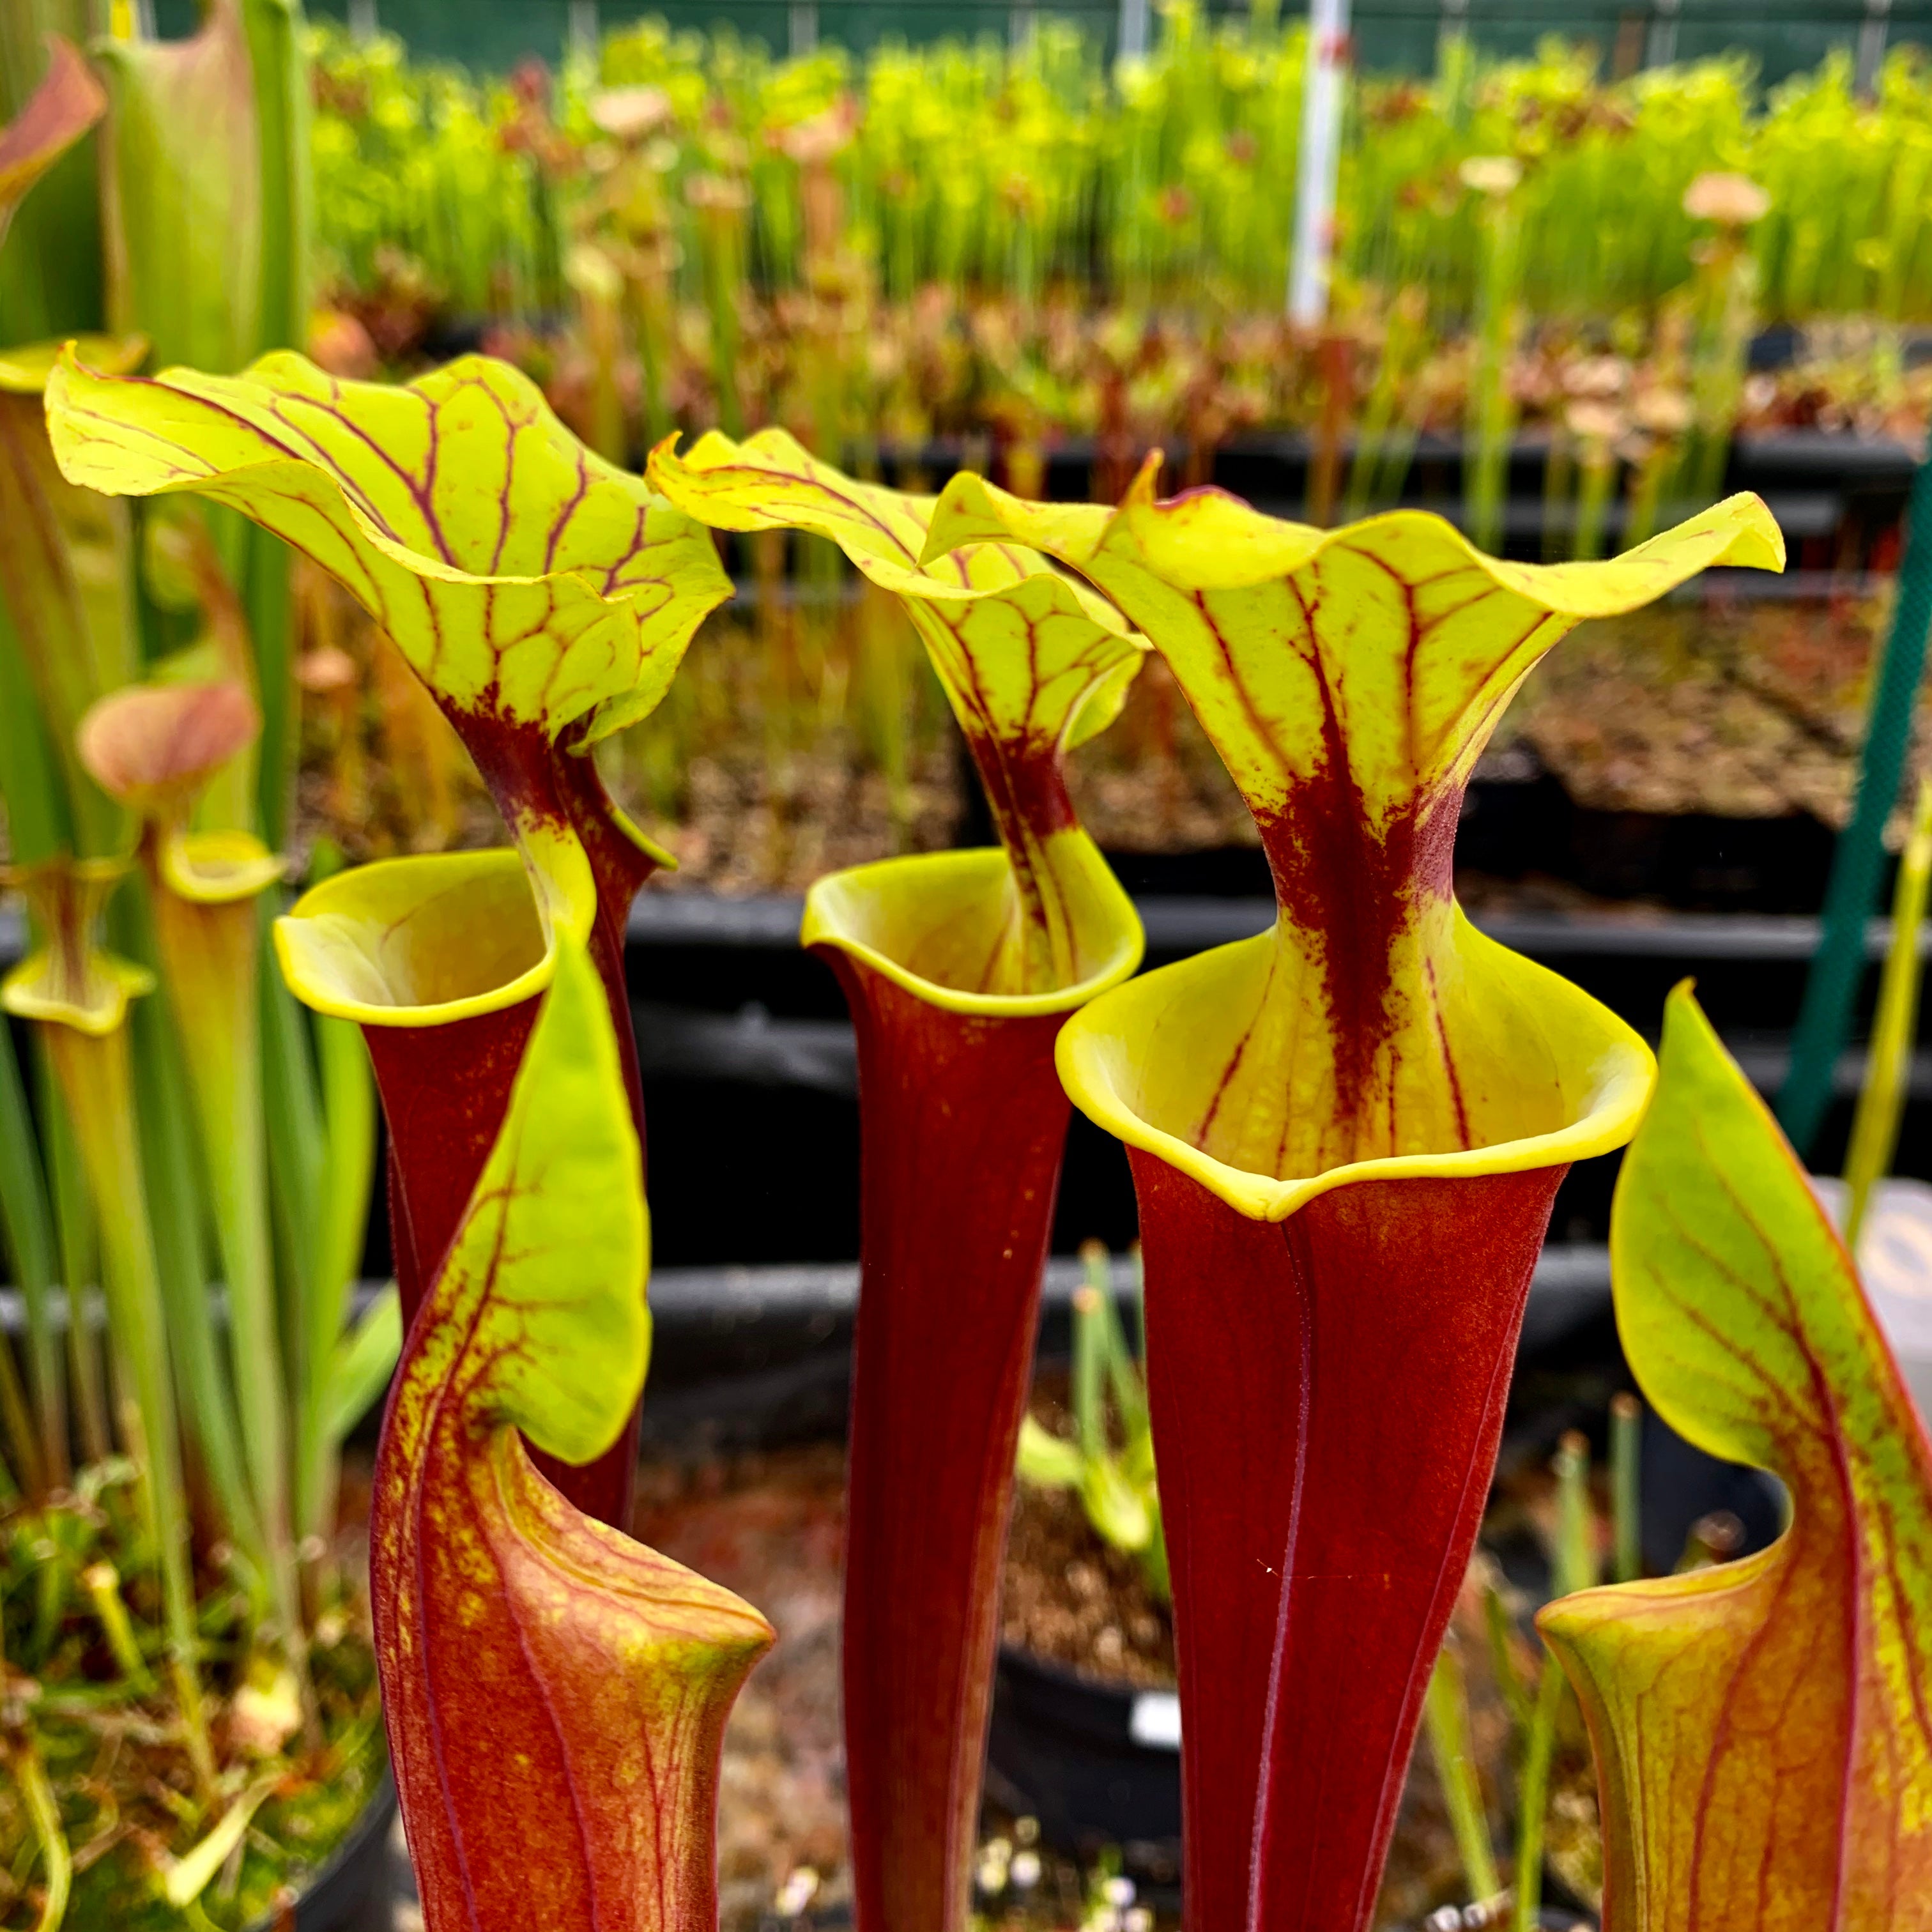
[310,8,1932,328]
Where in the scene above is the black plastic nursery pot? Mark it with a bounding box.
[983,1644,1601,1932]
[241,1773,399,1932]
[985,1645,1181,1882]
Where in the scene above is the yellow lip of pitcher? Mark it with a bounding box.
[1055,904,1655,1225]
[273,848,556,1029]
[0,855,155,1037]
[802,833,1144,1018]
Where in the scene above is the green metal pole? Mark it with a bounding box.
[1779,461,1932,1157]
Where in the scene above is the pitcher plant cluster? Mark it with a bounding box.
[292,8,1932,873]
[42,301,1932,1932]
[0,20,1910,1903]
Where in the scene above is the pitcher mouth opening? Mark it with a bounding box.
[274,848,551,1027]
[801,834,1144,1018]
[1056,910,1655,1223]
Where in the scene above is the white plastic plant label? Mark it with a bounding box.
[1129,1690,1181,1751]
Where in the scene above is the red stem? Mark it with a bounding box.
[369,717,657,1530]
[455,715,654,1146]
[824,950,1073,1932]
[1130,1154,1565,1932]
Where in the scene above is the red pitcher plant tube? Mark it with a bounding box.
[921,463,1784,1932]
[45,348,732,1528]
[371,932,772,1932]
[45,351,772,1932]
[649,429,1147,1932]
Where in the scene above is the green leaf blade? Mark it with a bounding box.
[45,350,732,747]
[321,1282,399,1443]
[1015,1414,1085,1489]
[397,933,648,1466]
[1540,985,1932,1930]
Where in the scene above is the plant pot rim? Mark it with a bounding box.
[997,1641,1181,1758]
[999,1639,1174,1701]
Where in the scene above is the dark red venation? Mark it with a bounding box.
[450,703,657,1128]
[1254,726,1457,1130]
[374,1354,766,1932]
[370,705,662,1531]
[1130,1154,1565,1932]
[956,723,1078,850]
[822,947,1074,1932]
